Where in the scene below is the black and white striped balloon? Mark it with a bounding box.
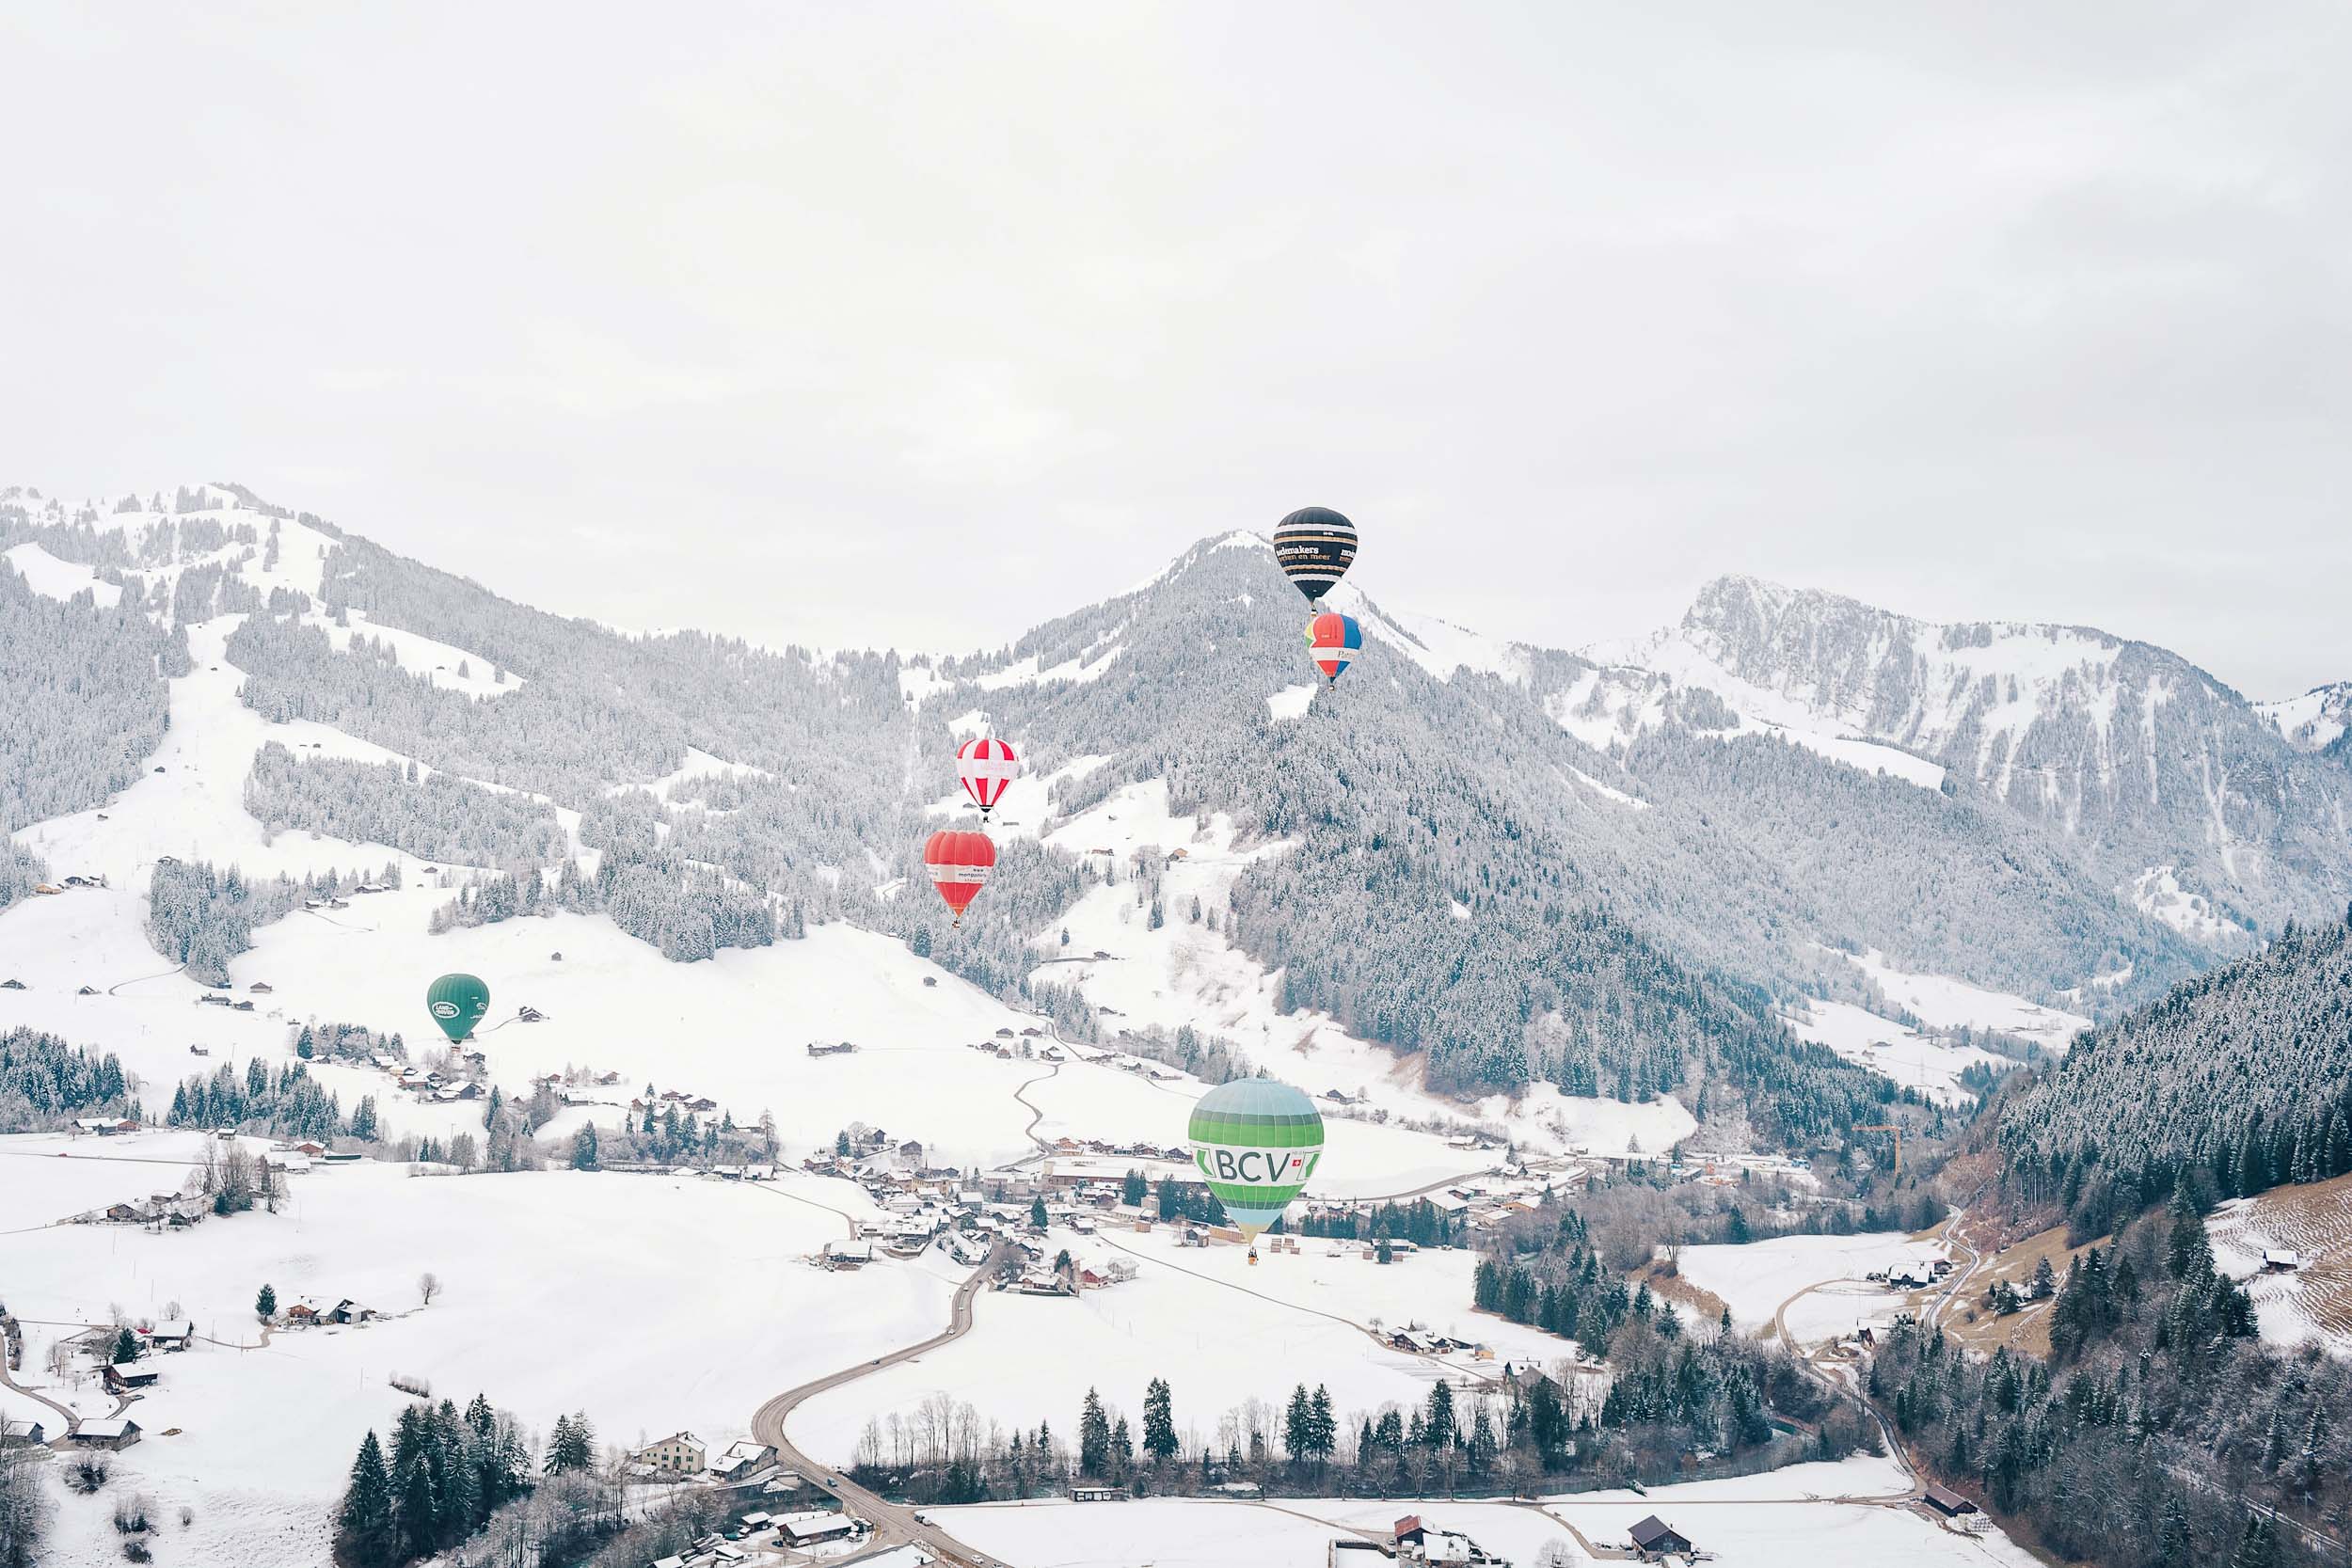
[1271,506,1357,605]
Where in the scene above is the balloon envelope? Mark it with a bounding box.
[1308,611,1363,682]
[923,830,997,923]
[1187,1079,1326,1240]
[425,973,491,1044]
[1271,507,1358,605]
[956,736,1020,816]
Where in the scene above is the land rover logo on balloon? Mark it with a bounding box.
[431,1001,459,1019]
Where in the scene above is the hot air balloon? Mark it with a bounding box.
[1271,506,1357,606]
[923,830,996,927]
[1188,1079,1325,1254]
[1308,611,1362,685]
[425,973,491,1045]
[956,736,1020,819]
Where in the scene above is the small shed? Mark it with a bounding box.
[1923,1483,1978,1517]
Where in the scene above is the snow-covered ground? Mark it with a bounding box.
[1782,999,2011,1106]
[2208,1173,2352,1355]
[1833,947,2088,1054]
[1675,1232,1939,1344]
[937,1453,2039,1566]
[787,1223,1575,1467]
[4,540,122,606]
[2125,864,2233,944]
[1029,780,1695,1162]
[6,1150,930,1568]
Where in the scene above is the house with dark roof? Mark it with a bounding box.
[1629,1514,1692,1560]
[1923,1482,1978,1517]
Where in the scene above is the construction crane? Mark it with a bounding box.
[1854,1123,1905,1181]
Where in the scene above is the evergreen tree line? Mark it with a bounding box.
[166,1058,358,1145]
[245,741,564,867]
[1473,1202,1853,1481]
[0,557,171,863]
[148,858,398,984]
[428,846,779,963]
[0,1028,135,1131]
[1999,914,2352,1243]
[333,1394,544,1568]
[1868,1185,2345,1568]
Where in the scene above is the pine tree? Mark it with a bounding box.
[1030,1195,1050,1228]
[336,1430,395,1568]
[1078,1387,1111,1477]
[1142,1377,1178,1461]
[256,1282,277,1322]
[569,1123,600,1170]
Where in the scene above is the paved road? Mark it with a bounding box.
[750,1250,1009,1568]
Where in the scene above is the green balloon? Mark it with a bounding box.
[1187,1079,1325,1239]
[425,973,491,1044]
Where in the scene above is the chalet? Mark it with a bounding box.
[774,1511,856,1545]
[249,981,275,994]
[822,1240,875,1270]
[1628,1514,1692,1560]
[707,1438,777,1481]
[1887,1263,1937,1291]
[2264,1249,2303,1273]
[1070,1485,1128,1502]
[69,1418,141,1450]
[31,883,61,896]
[0,1418,45,1447]
[1923,1482,1978,1517]
[284,1302,322,1324]
[516,1006,546,1023]
[189,1045,208,1055]
[103,1362,161,1393]
[327,1299,376,1324]
[805,1041,857,1057]
[632,1431,707,1474]
[75,1117,139,1136]
[64,875,101,889]
[146,1324,194,1353]
[77,985,99,996]
[103,1202,144,1224]
[290,1141,327,1157]
[0,979,24,990]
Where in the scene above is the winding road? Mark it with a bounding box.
[749,1248,1009,1568]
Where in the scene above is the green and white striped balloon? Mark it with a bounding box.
[1187,1079,1325,1239]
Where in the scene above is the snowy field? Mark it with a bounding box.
[2,1153,942,1567]
[787,1225,1575,1466]
[1836,947,2088,1054]
[937,1453,2040,1566]
[1782,999,2011,1107]
[1674,1233,1937,1343]
[2209,1172,2352,1355]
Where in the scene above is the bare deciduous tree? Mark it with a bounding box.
[418,1271,441,1307]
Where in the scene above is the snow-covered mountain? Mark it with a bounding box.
[1569,575,2352,947]
[6,480,2349,1138]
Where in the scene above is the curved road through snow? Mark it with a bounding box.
[750,1249,1009,1568]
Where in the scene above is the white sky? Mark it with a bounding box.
[4,3,2347,696]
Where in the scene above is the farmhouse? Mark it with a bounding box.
[70,1418,142,1450]
[2263,1249,2303,1273]
[1393,1515,1506,1566]
[773,1510,857,1545]
[1,1418,46,1447]
[1070,1485,1128,1502]
[707,1438,777,1481]
[822,1240,875,1270]
[1628,1514,1693,1560]
[632,1431,707,1474]
[73,1117,139,1136]
[103,1362,162,1393]
[1887,1262,1938,1291]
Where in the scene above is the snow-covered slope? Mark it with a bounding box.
[2259,681,2352,754]
[1575,575,2352,950]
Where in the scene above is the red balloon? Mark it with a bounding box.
[923,830,997,926]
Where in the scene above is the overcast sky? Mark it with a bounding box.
[5,4,2346,695]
